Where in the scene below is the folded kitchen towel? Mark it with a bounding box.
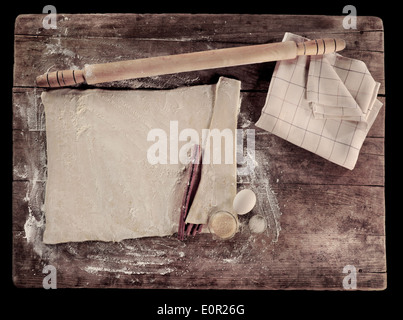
[255,32,383,170]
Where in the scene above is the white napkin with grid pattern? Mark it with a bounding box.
[255,32,383,170]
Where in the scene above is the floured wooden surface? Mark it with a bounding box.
[13,13,385,290]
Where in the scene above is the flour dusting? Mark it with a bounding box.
[84,265,174,276]
[22,169,48,258]
[44,37,81,72]
[237,132,282,242]
[17,73,282,287]
[251,151,282,242]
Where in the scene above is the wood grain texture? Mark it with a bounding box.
[12,13,386,290]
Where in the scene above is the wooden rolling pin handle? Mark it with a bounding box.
[36,69,85,88]
[297,38,346,56]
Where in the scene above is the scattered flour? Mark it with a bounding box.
[17,60,282,283]
[22,169,48,258]
[84,265,174,276]
[237,128,282,242]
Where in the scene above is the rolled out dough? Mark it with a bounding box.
[185,78,241,225]
[42,77,241,244]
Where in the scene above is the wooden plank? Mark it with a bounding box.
[15,14,384,44]
[12,88,45,131]
[12,228,386,289]
[248,134,385,186]
[13,36,385,93]
[13,14,385,93]
[12,129,46,181]
[276,184,385,236]
[12,181,30,231]
[13,220,387,290]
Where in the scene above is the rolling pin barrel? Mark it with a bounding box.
[83,41,298,86]
[36,38,346,88]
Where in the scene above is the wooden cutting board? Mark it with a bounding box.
[12,13,385,290]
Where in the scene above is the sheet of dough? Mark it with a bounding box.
[185,77,241,225]
[41,77,240,244]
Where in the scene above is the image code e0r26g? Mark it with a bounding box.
[201,305,245,315]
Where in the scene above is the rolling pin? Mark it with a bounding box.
[36,38,345,88]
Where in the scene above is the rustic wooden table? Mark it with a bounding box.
[12,13,385,290]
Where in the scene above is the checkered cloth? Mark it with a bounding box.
[256,33,383,170]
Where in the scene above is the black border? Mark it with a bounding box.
[5,1,397,316]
